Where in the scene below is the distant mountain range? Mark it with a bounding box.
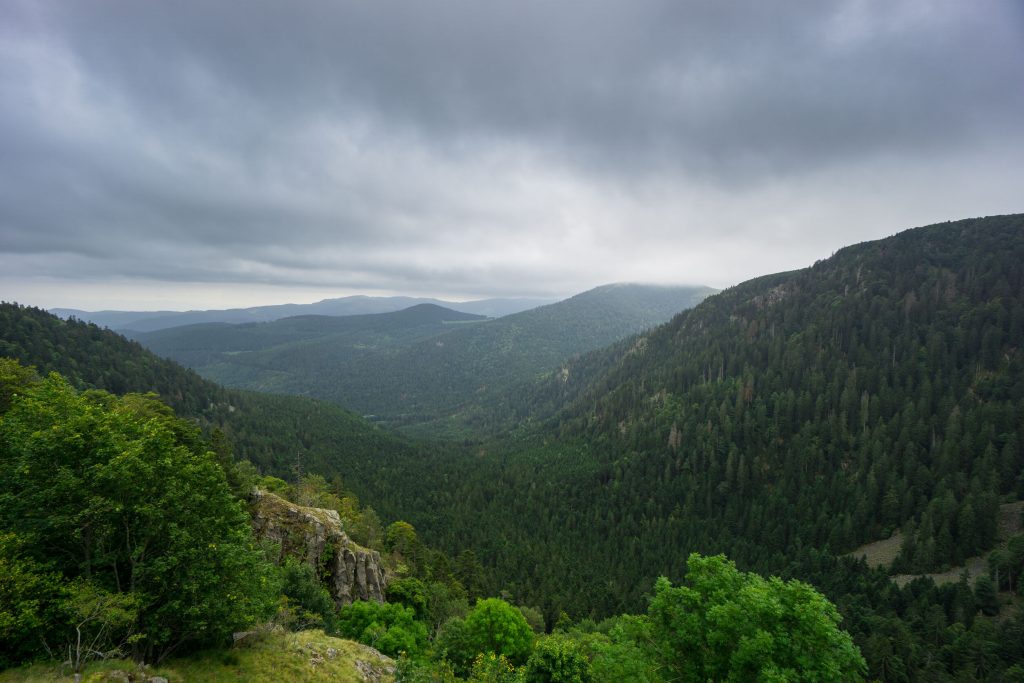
[130,283,716,434]
[129,303,486,369]
[51,294,557,332]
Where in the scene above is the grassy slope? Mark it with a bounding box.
[0,630,394,683]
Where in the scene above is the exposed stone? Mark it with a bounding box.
[148,677,169,683]
[250,489,387,605]
[351,642,397,682]
[354,657,397,683]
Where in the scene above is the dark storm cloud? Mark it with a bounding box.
[35,1,1024,173]
[2,0,1023,307]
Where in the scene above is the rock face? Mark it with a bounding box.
[250,489,387,605]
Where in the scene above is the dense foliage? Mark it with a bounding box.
[0,363,871,681]
[310,215,1024,680]
[646,554,865,681]
[336,600,428,658]
[4,215,1024,680]
[398,553,867,682]
[0,365,276,664]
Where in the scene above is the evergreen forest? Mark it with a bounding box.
[2,214,1024,681]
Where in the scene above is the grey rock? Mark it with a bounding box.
[250,489,387,605]
[354,658,397,683]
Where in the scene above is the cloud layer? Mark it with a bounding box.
[2,0,1023,308]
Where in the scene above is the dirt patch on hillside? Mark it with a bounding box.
[997,501,1023,538]
[892,555,989,588]
[883,502,1023,588]
[848,530,903,569]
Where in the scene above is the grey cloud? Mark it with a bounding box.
[1,0,1022,307]
[34,1,1022,175]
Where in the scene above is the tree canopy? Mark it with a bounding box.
[648,554,866,682]
[0,368,275,662]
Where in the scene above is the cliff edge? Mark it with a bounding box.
[250,489,387,606]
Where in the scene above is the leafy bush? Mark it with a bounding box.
[436,597,536,674]
[278,556,337,631]
[0,370,277,662]
[336,600,428,658]
[648,554,866,682]
[523,635,592,682]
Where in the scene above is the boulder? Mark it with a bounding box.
[250,489,387,605]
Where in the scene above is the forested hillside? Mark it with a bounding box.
[330,215,1024,680]
[133,283,714,434]
[4,216,1024,680]
[0,303,435,494]
[0,355,866,682]
[553,214,1024,571]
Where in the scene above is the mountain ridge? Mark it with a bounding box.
[131,283,716,433]
[50,294,558,332]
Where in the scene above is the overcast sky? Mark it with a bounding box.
[2,1,1022,310]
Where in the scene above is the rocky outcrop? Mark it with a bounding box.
[250,489,387,605]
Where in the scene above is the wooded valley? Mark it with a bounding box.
[2,215,1024,681]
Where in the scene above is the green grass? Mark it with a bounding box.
[0,630,394,683]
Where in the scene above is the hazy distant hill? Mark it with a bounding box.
[132,303,485,369]
[51,294,555,332]
[133,283,715,432]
